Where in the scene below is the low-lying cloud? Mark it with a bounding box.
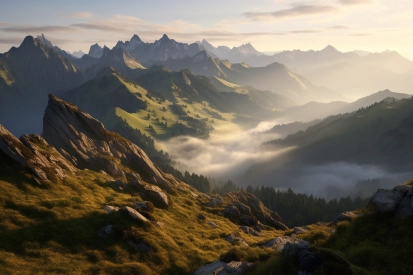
[158,123,291,181]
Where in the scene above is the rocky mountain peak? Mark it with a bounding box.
[36,33,54,49]
[42,94,178,194]
[88,43,104,58]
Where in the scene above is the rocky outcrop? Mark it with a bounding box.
[121,206,149,223]
[332,211,360,224]
[223,191,288,230]
[0,124,76,182]
[193,260,253,275]
[239,226,261,236]
[130,179,169,208]
[259,236,309,256]
[42,94,176,193]
[369,185,413,218]
[225,234,248,246]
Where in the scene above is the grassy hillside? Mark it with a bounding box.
[0,149,284,275]
[265,97,413,170]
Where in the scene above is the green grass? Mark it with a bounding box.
[0,151,287,274]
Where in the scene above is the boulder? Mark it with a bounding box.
[395,195,413,219]
[131,180,169,208]
[134,201,154,212]
[207,221,218,227]
[260,236,309,256]
[225,234,248,246]
[332,211,359,224]
[207,196,223,207]
[240,226,261,236]
[369,188,405,213]
[223,205,241,219]
[103,205,119,213]
[223,191,288,230]
[121,206,149,223]
[294,226,310,234]
[194,260,253,275]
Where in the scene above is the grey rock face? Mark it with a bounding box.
[223,191,288,230]
[225,234,248,246]
[103,205,119,214]
[193,260,253,275]
[260,236,310,256]
[294,226,310,234]
[131,180,169,208]
[370,189,405,213]
[332,211,359,224]
[121,206,149,223]
[0,125,76,181]
[239,226,262,236]
[42,95,176,193]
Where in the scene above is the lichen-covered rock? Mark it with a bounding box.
[131,180,169,208]
[194,260,253,275]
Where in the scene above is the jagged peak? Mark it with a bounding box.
[322,45,339,53]
[160,34,170,41]
[149,64,170,72]
[130,34,142,42]
[20,35,36,47]
[36,33,54,48]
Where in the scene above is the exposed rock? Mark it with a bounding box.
[223,205,241,219]
[294,226,310,234]
[207,196,223,207]
[134,201,153,212]
[395,195,413,219]
[131,180,169,208]
[332,211,360,224]
[197,214,206,220]
[0,125,76,181]
[369,188,405,213]
[194,260,253,275]
[225,234,248,246]
[223,191,288,230]
[103,205,119,213]
[240,226,261,236]
[42,94,176,193]
[207,221,218,227]
[260,236,309,256]
[121,206,149,223]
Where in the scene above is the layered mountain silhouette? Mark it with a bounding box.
[114,34,205,63]
[0,35,85,136]
[150,50,344,104]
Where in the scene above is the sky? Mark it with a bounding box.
[0,0,413,59]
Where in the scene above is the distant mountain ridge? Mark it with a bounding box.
[150,50,344,104]
[114,34,205,63]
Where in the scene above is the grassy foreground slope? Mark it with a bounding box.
[0,145,285,275]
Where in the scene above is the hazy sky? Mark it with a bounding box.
[1,0,413,58]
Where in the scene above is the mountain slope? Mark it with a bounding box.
[279,89,411,123]
[0,35,85,136]
[0,95,289,274]
[150,51,343,104]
